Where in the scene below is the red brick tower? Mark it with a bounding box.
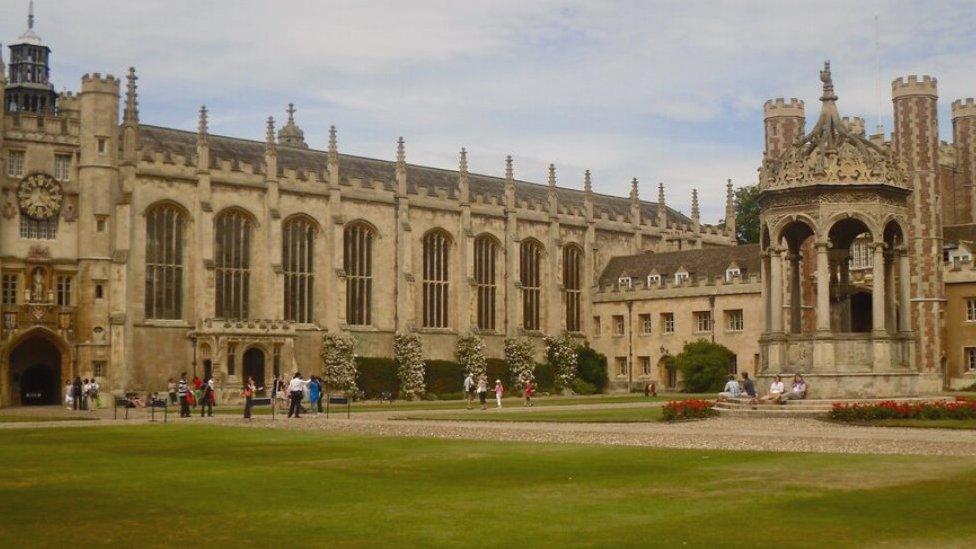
[763,98,805,160]
[892,75,944,386]
[951,98,976,224]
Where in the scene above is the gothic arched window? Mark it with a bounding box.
[283,216,315,323]
[214,209,253,319]
[473,235,498,330]
[423,230,451,328]
[521,239,544,331]
[344,222,374,326]
[145,203,185,319]
[563,244,583,332]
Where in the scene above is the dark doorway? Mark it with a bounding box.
[243,347,265,386]
[10,334,62,406]
[203,359,213,381]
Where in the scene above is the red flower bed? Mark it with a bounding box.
[829,399,976,422]
[663,399,716,421]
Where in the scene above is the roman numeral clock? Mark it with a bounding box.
[17,172,63,220]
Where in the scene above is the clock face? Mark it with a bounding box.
[17,173,63,220]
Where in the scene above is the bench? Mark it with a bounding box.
[326,395,351,419]
[113,396,131,420]
[249,396,275,419]
[148,398,168,423]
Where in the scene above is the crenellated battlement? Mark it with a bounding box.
[891,75,937,98]
[763,98,805,118]
[841,116,866,137]
[952,98,976,119]
[81,72,120,93]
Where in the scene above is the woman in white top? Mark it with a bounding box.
[64,381,73,409]
[760,375,785,403]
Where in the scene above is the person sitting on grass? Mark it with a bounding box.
[759,374,785,403]
[778,374,808,403]
[717,375,741,401]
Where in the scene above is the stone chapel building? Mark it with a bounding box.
[0,10,734,406]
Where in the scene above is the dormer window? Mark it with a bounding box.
[726,267,741,281]
[647,273,661,286]
[674,271,689,284]
[618,276,632,289]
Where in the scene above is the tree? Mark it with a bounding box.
[576,344,608,392]
[673,339,735,393]
[733,184,760,244]
[320,332,358,394]
[393,333,425,400]
[504,337,536,390]
[545,333,579,389]
[456,333,487,380]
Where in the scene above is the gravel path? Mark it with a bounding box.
[5,403,976,457]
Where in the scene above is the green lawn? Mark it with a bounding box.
[0,415,97,423]
[399,406,666,423]
[2,426,976,547]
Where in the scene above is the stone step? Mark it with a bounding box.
[713,406,828,419]
[714,403,832,412]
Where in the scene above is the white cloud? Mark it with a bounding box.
[4,0,975,223]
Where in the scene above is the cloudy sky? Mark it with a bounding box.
[3,0,975,221]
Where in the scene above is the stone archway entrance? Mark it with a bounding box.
[7,333,65,406]
[243,347,265,386]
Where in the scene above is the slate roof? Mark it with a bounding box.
[944,224,976,246]
[599,244,761,286]
[137,124,693,225]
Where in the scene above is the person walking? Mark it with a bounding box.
[463,373,475,410]
[308,376,322,416]
[523,381,534,407]
[477,376,488,411]
[64,381,73,410]
[89,378,100,411]
[287,373,310,418]
[199,375,215,417]
[81,378,91,411]
[167,378,177,405]
[177,373,190,418]
[494,379,504,409]
[242,376,256,420]
[71,377,82,411]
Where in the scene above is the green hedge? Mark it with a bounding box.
[355,357,398,398]
[424,360,465,395]
[576,345,608,392]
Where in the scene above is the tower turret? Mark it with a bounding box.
[724,179,736,243]
[892,74,942,383]
[4,1,57,113]
[762,98,805,161]
[952,98,976,224]
[277,103,308,148]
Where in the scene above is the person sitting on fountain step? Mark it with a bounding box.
[760,375,785,403]
[778,374,808,404]
[717,374,741,401]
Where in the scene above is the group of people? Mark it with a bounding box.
[718,372,808,404]
[63,377,100,411]
[171,372,217,418]
[463,373,535,410]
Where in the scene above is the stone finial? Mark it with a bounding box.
[286,103,296,124]
[28,0,34,30]
[328,125,338,155]
[725,179,737,239]
[657,182,665,204]
[505,155,514,180]
[820,60,837,102]
[548,163,557,189]
[123,67,138,125]
[584,170,592,194]
[265,116,276,154]
[459,147,468,174]
[396,137,406,164]
[691,188,700,220]
[630,178,639,202]
[197,105,208,143]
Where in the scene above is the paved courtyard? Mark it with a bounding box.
[4,401,976,457]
